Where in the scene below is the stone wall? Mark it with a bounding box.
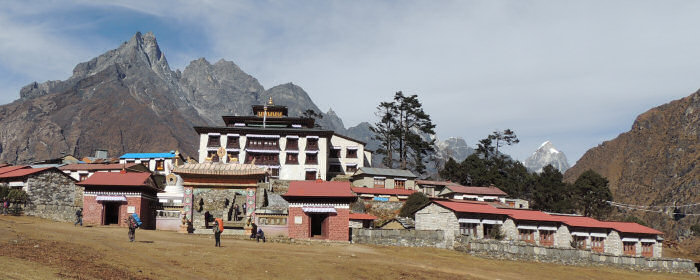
[415,203,458,247]
[24,171,82,222]
[455,237,698,275]
[351,229,447,248]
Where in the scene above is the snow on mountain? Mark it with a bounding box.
[523,141,570,173]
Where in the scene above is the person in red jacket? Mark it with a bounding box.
[213,217,223,247]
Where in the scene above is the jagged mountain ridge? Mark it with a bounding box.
[523,141,570,173]
[0,32,346,163]
[564,91,699,236]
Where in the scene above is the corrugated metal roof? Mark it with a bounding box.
[0,165,30,175]
[0,167,53,179]
[119,152,176,159]
[77,172,153,187]
[349,213,377,220]
[283,181,356,198]
[59,163,141,171]
[445,185,508,196]
[354,167,417,178]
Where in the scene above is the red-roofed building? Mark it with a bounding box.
[0,166,80,222]
[78,172,160,229]
[415,200,664,257]
[351,186,415,201]
[349,212,377,229]
[283,180,356,241]
[60,163,149,182]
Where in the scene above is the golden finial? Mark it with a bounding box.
[267,96,274,105]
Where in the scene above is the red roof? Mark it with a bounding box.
[349,213,377,220]
[601,222,664,235]
[0,167,53,179]
[59,163,141,171]
[549,215,610,229]
[0,165,30,175]
[283,181,356,198]
[351,187,415,196]
[498,209,562,222]
[434,200,508,215]
[446,185,508,196]
[77,172,153,187]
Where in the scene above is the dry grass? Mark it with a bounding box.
[0,216,696,280]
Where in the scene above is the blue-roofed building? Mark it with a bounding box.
[118,151,185,175]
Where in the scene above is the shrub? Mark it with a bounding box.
[488,225,504,240]
[399,192,429,218]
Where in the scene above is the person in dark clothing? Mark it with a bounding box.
[74,208,83,226]
[233,204,239,221]
[126,215,137,242]
[213,218,221,247]
[256,228,266,243]
[249,222,258,239]
[242,202,247,216]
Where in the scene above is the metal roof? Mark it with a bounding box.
[119,152,176,159]
[353,167,417,178]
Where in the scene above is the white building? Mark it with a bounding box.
[118,151,184,175]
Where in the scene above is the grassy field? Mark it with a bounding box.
[0,216,695,280]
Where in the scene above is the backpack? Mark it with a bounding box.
[215,218,224,233]
[131,213,142,228]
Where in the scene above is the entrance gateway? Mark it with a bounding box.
[310,214,328,237]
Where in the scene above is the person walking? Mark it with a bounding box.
[2,200,7,215]
[213,217,222,247]
[74,208,83,226]
[256,228,266,243]
[126,215,137,242]
[242,202,247,216]
[249,222,258,239]
[233,204,239,221]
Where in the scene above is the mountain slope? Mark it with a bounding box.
[0,32,347,163]
[564,91,699,235]
[523,141,570,173]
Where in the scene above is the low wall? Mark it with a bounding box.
[156,217,181,231]
[456,237,698,275]
[351,229,446,249]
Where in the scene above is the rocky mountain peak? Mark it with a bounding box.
[523,140,570,173]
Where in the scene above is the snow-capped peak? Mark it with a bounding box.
[524,140,570,173]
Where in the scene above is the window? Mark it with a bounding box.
[574,236,587,249]
[207,151,219,163]
[226,136,239,149]
[330,147,341,158]
[227,151,239,163]
[141,160,150,168]
[329,164,343,173]
[347,148,357,158]
[539,230,554,246]
[305,153,317,165]
[306,138,319,150]
[623,242,636,256]
[460,223,478,236]
[591,237,605,253]
[79,174,88,181]
[519,229,535,243]
[395,180,405,189]
[155,160,164,171]
[286,153,298,164]
[245,153,279,165]
[207,135,220,147]
[641,242,653,257]
[286,138,298,150]
[373,178,385,188]
[305,170,317,180]
[346,164,357,173]
[270,168,280,178]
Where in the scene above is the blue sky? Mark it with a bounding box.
[1,1,699,164]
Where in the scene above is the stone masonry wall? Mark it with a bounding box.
[455,238,697,274]
[352,229,446,248]
[415,203,458,248]
[24,171,82,222]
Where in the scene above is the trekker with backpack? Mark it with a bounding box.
[126,213,141,242]
[213,217,224,247]
[74,208,83,226]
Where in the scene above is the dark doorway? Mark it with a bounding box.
[310,214,327,237]
[305,171,317,180]
[104,203,120,225]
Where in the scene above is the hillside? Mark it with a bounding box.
[0,32,346,163]
[564,90,700,236]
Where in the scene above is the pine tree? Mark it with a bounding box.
[369,101,397,168]
[573,170,612,218]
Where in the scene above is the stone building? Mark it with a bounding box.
[79,172,160,229]
[193,98,371,180]
[349,212,377,229]
[172,162,268,234]
[350,167,417,190]
[0,165,81,222]
[283,180,356,241]
[351,187,415,201]
[414,200,663,257]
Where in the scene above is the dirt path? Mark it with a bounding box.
[0,216,695,280]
